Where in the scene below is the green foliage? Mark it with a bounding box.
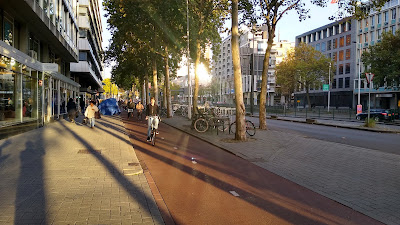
[364,119,376,128]
[361,30,400,87]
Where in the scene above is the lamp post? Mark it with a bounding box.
[186,0,192,120]
[328,62,331,112]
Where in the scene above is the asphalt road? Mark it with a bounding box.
[247,118,400,155]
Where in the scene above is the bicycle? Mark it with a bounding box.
[229,119,256,137]
[193,107,230,133]
[148,116,160,146]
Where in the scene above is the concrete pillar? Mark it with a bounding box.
[19,25,29,54]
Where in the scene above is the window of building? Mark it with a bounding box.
[79,52,87,61]
[371,31,375,41]
[384,11,389,22]
[385,27,389,33]
[345,63,350,74]
[333,52,337,62]
[345,77,350,88]
[342,23,347,32]
[377,13,381,24]
[3,16,14,46]
[329,27,334,36]
[332,78,337,89]
[327,40,332,50]
[364,33,368,42]
[29,34,40,60]
[323,30,327,38]
[392,8,396,19]
[391,26,396,34]
[316,43,320,51]
[346,35,351,46]
[333,38,337,49]
[339,50,344,61]
[339,64,344,74]
[365,18,369,27]
[321,42,326,52]
[377,29,382,39]
[339,36,344,47]
[359,20,363,29]
[339,78,343,88]
[345,49,350,60]
[371,15,375,25]
[335,25,339,34]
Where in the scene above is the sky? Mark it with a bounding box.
[100,2,342,79]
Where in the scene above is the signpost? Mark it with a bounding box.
[365,73,374,122]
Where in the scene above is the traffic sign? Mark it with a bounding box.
[323,84,329,91]
[365,73,374,83]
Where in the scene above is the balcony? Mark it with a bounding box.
[70,61,102,87]
[364,27,368,32]
[391,19,396,24]
[377,24,381,28]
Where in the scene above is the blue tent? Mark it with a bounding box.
[98,98,120,115]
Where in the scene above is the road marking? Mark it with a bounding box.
[229,191,240,197]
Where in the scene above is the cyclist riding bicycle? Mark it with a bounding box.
[146,97,160,141]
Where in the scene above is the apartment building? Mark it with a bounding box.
[0,0,81,137]
[296,18,356,108]
[213,28,292,106]
[70,0,103,106]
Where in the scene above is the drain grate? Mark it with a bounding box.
[77,149,101,154]
[128,163,140,166]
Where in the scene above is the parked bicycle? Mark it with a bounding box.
[229,119,256,137]
[193,107,230,133]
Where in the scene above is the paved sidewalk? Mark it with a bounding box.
[0,115,164,225]
[162,116,400,225]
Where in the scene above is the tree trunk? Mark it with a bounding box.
[259,31,275,130]
[153,57,158,105]
[193,40,201,115]
[141,79,146,105]
[163,83,167,108]
[232,0,246,141]
[164,46,172,118]
[306,86,311,109]
[145,74,150,105]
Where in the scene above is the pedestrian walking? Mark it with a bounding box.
[84,100,99,128]
[67,98,77,123]
[127,99,135,119]
[136,100,144,121]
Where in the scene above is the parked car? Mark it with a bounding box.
[356,109,395,122]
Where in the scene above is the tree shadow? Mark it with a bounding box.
[14,140,47,224]
[59,122,168,225]
[0,139,11,166]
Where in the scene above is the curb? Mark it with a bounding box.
[161,120,246,160]
[251,115,400,134]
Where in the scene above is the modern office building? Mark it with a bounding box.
[295,18,356,108]
[70,0,103,106]
[213,28,294,106]
[355,0,400,109]
[0,0,81,137]
[296,0,400,109]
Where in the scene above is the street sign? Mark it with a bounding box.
[365,73,374,83]
[323,84,329,91]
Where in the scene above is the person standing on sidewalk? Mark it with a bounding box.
[146,97,159,141]
[84,100,99,128]
[67,98,77,123]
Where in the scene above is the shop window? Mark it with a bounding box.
[345,49,350,60]
[345,77,350,88]
[0,56,19,125]
[339,50,344,61]
[22,67,38,122]
[339,36,344,47]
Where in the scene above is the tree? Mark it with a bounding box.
[103,78,119,98]
[276,43,333,108]
[188,0,228,115]
[276,53,297,105]
[231,0,247,141]
[362,30,400,88]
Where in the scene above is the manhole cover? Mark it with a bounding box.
[77,149,101,154]
[128,163,140,166]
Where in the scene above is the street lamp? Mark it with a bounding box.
[328,62,331,112]
[353,41,362,106]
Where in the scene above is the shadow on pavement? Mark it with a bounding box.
[14,140,47,224]
[59,121,167,225]
[0,139,11,166]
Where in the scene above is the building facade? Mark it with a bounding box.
[70,0,103,106]
[296,18,356,108]
[213,28,294,106]
[0,0,81,137]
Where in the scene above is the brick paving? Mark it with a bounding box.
[162,116,400,225]
[0,115,164,225]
